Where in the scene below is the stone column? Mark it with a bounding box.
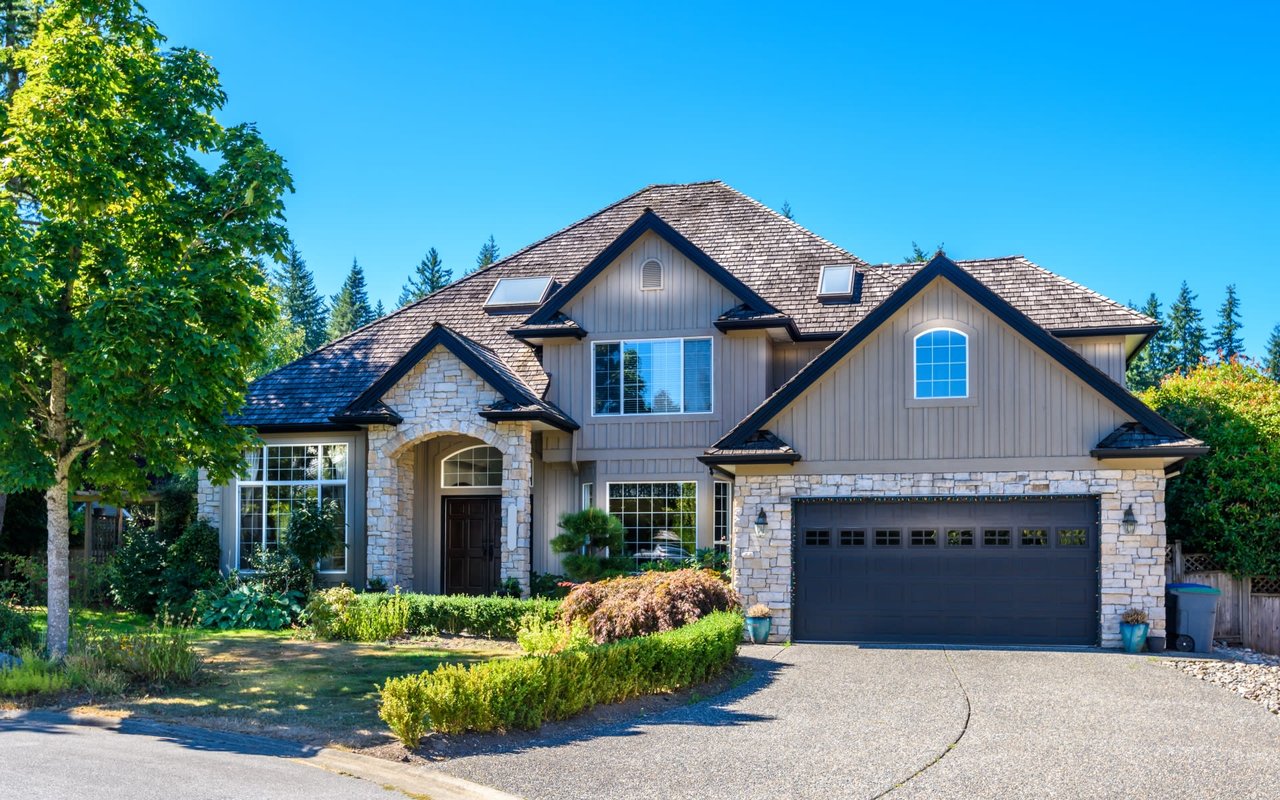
[496,421,534,594]
[366,424,415,589]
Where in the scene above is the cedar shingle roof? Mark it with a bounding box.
[237,181,1155,428]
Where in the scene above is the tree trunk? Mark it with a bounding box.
[45,475,70,659]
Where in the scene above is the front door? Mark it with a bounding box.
[443,496,500,595]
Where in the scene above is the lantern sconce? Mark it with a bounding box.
[754,509,769,537]
[1121,505,1137,536]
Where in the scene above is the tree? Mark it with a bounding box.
[327,258,373,340]
[472,234,499,273]
[275,243,327,351]
[780,200,793,220]
[0,0,290,657]
[253,279,306,377]
[373,299,385,319]
[1165,281,1207,374]
[1126,293,1173,391]
[1265,324,1280,381]
[906,242,944,263]
[1211,284,1244,360]
[398,247,451,306]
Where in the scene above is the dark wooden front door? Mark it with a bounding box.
[444,496,500,595]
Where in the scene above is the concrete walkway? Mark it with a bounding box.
[433,645,1280,800]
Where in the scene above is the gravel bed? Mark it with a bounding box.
[1164,642,1280,715]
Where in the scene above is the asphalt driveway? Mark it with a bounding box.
[434,645,1280,800]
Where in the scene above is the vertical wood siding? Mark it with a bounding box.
[532,459,576,575]
[766,278,1133,463]
[769,341,831,393]
[1065,336,1128,385]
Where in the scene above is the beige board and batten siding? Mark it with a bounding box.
[541,230,770,456]
[761,277,1134,469]
[532,458,577,575]
[1064,336,1128,386]
[769,341,830,394]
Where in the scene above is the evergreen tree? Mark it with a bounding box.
[373,299,386,319]
[1211,284,1244,360]
[1265,324,1280,381]
[327,258,374,340]
[275,243,328,351]
[1166,281,1207,374]
[1126,293,1173,391]
[398,247,452,306]
[472,234,500,273]
[906,242,944,263]
[780,200,793,220]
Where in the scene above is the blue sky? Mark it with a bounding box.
[147,1,1279,352]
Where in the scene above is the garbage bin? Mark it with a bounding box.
[1166,583,1222,654]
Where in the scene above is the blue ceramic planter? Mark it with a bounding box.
[745,616,772,644]
[1120,622,1149,654]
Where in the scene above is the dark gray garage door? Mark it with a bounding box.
[794,497,1099,645]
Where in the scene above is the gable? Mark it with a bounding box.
[761,277,1135,463]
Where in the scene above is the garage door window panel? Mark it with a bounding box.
[874,529,901,547]
[1057,528,1088,547]
[1020,528,1049,547]
[804,529,831,547]
[839,529,866,547]
[910,529,938,547]
[946,529,975,547]
[983,528,1012,547]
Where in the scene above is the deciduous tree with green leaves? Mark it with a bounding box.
[1211,283,1244,360]
[327,257,373,340]
[398,246,450,306]
[0,0,291,657]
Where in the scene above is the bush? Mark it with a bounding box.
[307,588,559,641]
[559,569,741,643]
[0,553,46,606]
[108,527,170,613]
[282,500,344,587]
[515,616,592,656]
[639,548,730,580]
[379,611,743,742]
[200,582,304,630]
[0,648,71,697]
[246,546,313,596]
[550,509,626,581]
[109,518,223,615]
[159,520,221,616]
[530,572,572,599]
[1142,361,1280,576]
[68,627,203,687]
[0,600,37,654]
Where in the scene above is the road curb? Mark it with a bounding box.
[304,748,523,800]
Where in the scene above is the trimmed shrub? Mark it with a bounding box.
[307,588,559,641]
[0,600,38,654]
[550,509,626,581]
[559,569,741,643]
[379,611,743,742]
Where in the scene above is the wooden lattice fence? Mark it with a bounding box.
[1167,541,1280,655]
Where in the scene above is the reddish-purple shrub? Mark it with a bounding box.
[560,569,741,643]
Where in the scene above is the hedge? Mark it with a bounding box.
[378,611,743,743]
[307,587,560,641]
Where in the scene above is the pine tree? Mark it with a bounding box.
[472,235,500,274]
[1126,293,1173,390]
[780,200,793,220]
[1166,281,1207,374]
[398,247,452,306]
[906,242,944,263]
[1211,284,1244,360]
[327,258,374,340]
[274,243,328,351]
[373,300,386,319]
[1265,324,1280,381]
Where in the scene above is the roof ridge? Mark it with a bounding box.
[715,182,868,266]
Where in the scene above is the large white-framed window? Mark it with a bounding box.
[237,443,348,573]
[914,328,969,399]
[607,481,697,562]
[713,481,731,555]
[441,445,503,488]
[592,337,713,416]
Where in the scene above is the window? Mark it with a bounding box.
[238,443,348,572]
[485,276,553,308]
[608,482,696,562]
[874,529,901,547]
[839,529,866,547]
[713,481,730,555]
[641,258,664,290]
[1057,528,1088,547]
[441,445,503,488]
[1020,528,1049,547]
[593,338,712,415]
[914,328,968,399]
[818,264,856,298]
[581,482,594,510]
[983,528,1011,547]
[805,529,831,547]
[946,529,975,547]
[910,529,938,547]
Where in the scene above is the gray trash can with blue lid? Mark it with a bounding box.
[1166,583,1222,654]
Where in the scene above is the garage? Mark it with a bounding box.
[793,496,1099,645]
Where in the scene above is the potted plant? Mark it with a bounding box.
[1119,608,1150,653]
[745,603,773,644]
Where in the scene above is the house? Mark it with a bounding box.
[196,180,1206,647]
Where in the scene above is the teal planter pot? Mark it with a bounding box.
[1120,622,1149,654]
[745,616,772,644]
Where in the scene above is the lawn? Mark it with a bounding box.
[21,608,516,747]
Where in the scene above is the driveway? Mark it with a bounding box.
[434,645,1280,800]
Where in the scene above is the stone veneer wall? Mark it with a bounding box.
[196,468,220,524]
[365,348,533,590]
[732,469,1165,646]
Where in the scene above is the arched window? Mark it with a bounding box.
[914,328,968,399]
[441,445,503,488]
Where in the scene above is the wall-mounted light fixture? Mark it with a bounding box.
[1122,505,1137,536]
[754,509,769,538]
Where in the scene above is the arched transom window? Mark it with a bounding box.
[441,445,503,488]
[914,328,968,399]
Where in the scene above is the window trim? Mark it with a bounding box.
[581,482,594,510]
[590,336,715,417]
[912,326,969,400]
[440,444,504,489]
[605,480,699,562]
[235,442,350,575]
[713,480,731,555]
[905,320,978,408]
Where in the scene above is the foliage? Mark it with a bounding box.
[108,527,170,613]
[1121,608,1149,625]
[1266,324,1280,382]
[906,241,944,263]
[515,617,592,656]
[473,234,500,272]
[276,243,329,351]
[307,587,559,642]
[0,489,46,555]
[0,552,45,606]
[559,569,741,644]
[559,553,634,582]
[550,508,626,581]
[282,499,344,586]
[154,471,198,539]
[399,247,452,306]
[159,519,222,616]
[108,518,221,615]
[1142,361,1280,576]
[0,0,292,657]
[199,582,304,630]
[0,648,71,697]
[1211,284,1244,360]
[68,626,203,687]
[529,572,572,599]
[745,603,772,618]
[638,547,730,580]
[253,276,307,378]
[779,200,793,220]
[1166,281,1207,374]
[246,545,313,596]
[327,257,374,340]
[0,599,37,653]
[1127,293,1174,392]
[378,611,743,742]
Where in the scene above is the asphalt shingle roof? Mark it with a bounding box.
[238,181,1155,428]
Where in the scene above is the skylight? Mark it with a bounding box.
[485,276,553,308]
[818,265,855,298]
